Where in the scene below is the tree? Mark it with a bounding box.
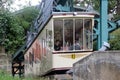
[109,28,120,50]
[15,6,39,35]
[0,9,25,54]
[0,0,13,10]
[0,3,39,54]
[73,0,118,15]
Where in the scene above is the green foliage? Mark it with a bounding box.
[0,70,47,80]
[0,70,20,80]
[0,6,39,54]
[108,0,116,12]
[114,14,120,21]
[73,0,117,13]
[15,6,39,32]
[109,28,120,50]
[93,41,98,51]
[0,9,25,54]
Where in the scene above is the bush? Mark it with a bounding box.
[109,28,120,50]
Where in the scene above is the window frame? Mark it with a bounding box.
[53,17,93,52]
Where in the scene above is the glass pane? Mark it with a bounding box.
[75,19,83,50]
[84,19,93,50]
[54,19,63,51]
[47,30,52,49]
[64,19,73,50]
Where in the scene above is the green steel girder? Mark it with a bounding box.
[94,18,117,49]
[99,0,108,49]
[94,0,120,50]
[54,0,73,12]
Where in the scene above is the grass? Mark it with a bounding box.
[0,70,48,80]
[0,70,20,80]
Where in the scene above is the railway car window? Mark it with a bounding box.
[84,19,93,50]
[54,20,63,51]
[75,19,83,50]
[47,30,53,49]
[64,19,73,50]
[54,18,93,51]
[42,39,46,57]
[42,39,46,56]
[29,52,34,66]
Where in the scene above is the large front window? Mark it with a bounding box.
[54,18,93,51]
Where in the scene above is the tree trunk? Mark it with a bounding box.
[0,46,5,53]
[116,0,120,15]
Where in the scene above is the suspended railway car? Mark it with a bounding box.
[24,12,94,77]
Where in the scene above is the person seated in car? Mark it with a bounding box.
[69,40,81,50]
[54,40,62,51]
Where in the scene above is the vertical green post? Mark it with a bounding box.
[98,0,108,49]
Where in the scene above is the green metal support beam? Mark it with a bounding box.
[98,0,108,49]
